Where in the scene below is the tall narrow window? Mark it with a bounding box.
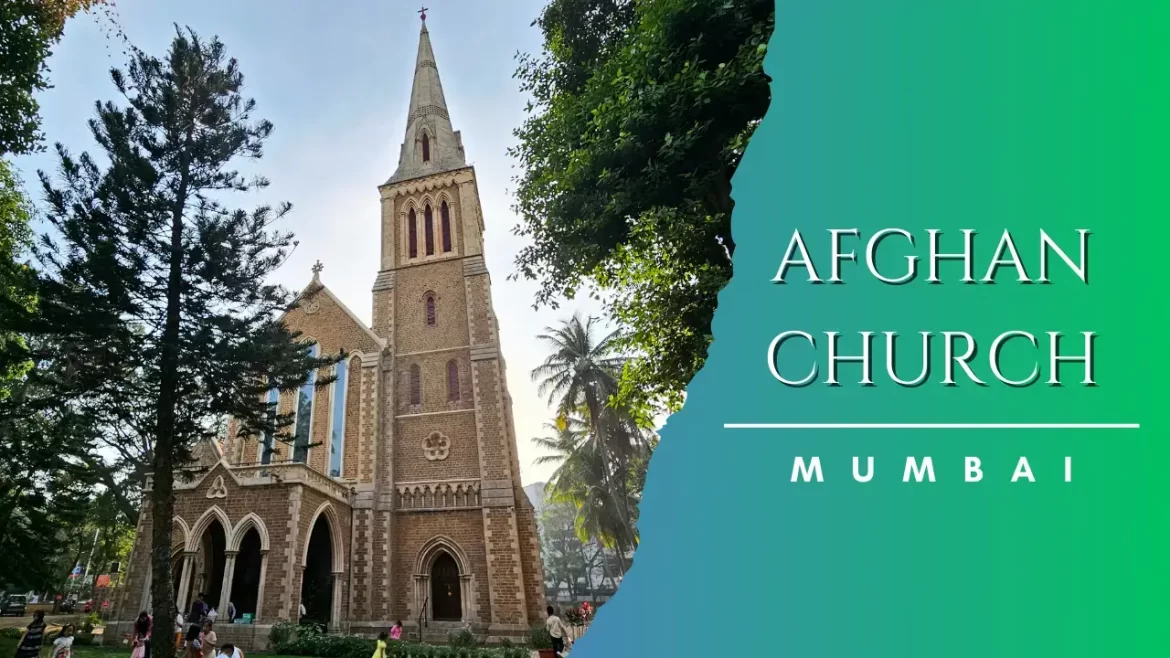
[408,208,418,259]
[424,205,435,255]
[447,360,460,402]
[292,344,318,463]
[441,202,452,252]
[261,386,278,464]
[425,295,436,326]
[409,364,422,406]
[328,358,347,478]
[421,132,430,163]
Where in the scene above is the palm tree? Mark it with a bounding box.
[530,313,665,574]
[531,312,625,431]
[532,417,638,574]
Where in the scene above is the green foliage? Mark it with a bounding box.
[268,623,524,658]
[0,158,36,397]
[511,0,775,413]
[527,624,553,650]
[0,0,110,156]
[81,612,102,633]
[530,314,654,570]
[0,379,98,591]
[0,628,24,639]
[447,629,478,649]
[267,621,299,651]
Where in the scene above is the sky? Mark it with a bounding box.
[12,0,614,486]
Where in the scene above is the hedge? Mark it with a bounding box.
[267,623,528,658]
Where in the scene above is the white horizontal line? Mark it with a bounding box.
[724,423,1140,430]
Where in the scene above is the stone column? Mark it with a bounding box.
[459,574,472,623]
[254,550,269,623]
[218,551,238,619]
[297,566,306,620]
[330,570,344,631]
[176,552,196,615]
[412,574,429,624]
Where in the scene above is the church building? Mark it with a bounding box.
[111,16,546,647]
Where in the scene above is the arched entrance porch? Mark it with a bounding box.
[298,503,344,630]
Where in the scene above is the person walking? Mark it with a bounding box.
[186,594,207,654]
[545,606,571,658]
[225,602,236,624]
[14,611,47,658]
[174,610,185,654]
[389,621,402,641]
[371,632,388,658]
[130,612,152,658]
[13,610,47,658]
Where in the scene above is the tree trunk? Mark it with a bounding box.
[149,141,192,626]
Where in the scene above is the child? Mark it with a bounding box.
[390,621,403,641]
[371,632,388,658]
[52,624,75,658]
[200,621,217,658]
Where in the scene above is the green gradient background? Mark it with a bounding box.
[578,1,1169,656]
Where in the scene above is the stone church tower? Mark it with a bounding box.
[111,16,545,647]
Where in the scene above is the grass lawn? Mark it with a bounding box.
[0,637,303,658]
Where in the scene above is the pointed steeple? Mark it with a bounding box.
[386,14,467,184]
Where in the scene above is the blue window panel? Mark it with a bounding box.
[329,359,348,477]
[292,344,318,463]
[261,386,278,465]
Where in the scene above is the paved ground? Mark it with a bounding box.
[0,614,83,631]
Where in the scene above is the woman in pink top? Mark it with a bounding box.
[389,621,402,641]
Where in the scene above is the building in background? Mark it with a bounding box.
[525,482,623,605]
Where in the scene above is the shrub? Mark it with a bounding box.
[448,628,477,649]
[267,621,299,652]
[81,613,101,633]
[270,624,525,658]
[0,628,24,639]
[528,624,553,650]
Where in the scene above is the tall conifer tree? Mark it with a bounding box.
[35,28,338,625]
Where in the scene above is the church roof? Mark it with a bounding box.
[283,263,386,351]
[385,17,467,186]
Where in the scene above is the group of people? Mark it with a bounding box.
[12,612,76,658]
[121,593,243,658]
[14,600,575,658]
[369,621,404,658]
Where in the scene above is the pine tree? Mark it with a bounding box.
[35,27,338,626]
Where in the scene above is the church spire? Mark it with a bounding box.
[386,11,467,185]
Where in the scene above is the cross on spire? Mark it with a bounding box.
[418,6,428,22]
[311,260,324,280]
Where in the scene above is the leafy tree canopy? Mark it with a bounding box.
[0,0,112,156]
[510,0,774,414]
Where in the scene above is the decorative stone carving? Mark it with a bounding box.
[302,297,321,315]
[423,432,451,461]
[206,475,228,499]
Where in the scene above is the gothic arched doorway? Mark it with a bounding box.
[430,552,461,621]
[302,515,333,626]
[195,520,227,612]
[171,551,184,600]
[230,528,263,620]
